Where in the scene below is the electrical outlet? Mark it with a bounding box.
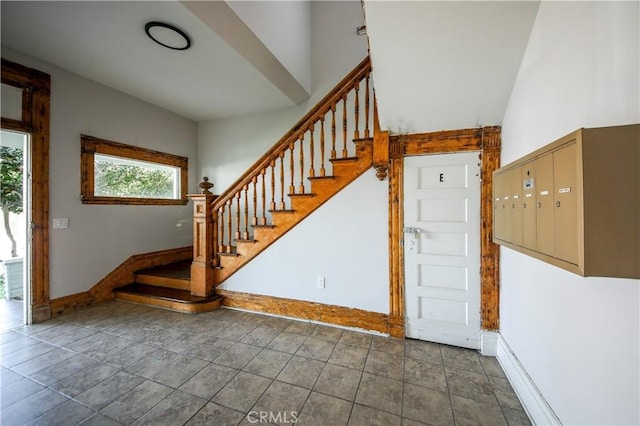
[316,276,325,289]
[52,218,69,229]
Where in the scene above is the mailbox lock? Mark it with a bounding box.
[555,201,561,207]
[537,202,542,208]
[523,203,527,209]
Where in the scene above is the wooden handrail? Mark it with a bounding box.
[211,56,371,212]
[190,56,373,296]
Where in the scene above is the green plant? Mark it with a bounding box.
[0,271,6,299]
[0,146,23,258]
[94,160,175,198]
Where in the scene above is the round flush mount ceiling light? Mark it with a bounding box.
[145,21,191,51]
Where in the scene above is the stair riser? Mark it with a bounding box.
[115,292,222,313]
[135,274,191,290]
[216,144,373,283]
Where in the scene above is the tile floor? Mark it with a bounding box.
[0,299,24,332]
[0,300,531,425]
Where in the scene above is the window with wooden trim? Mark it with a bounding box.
[80,134,188,205]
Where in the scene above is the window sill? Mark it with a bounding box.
[81,196,188,206]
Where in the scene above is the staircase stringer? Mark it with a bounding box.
[189,56,377,296]
[214,140,373,285]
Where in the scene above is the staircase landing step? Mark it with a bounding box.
[135,260,191,290]
[137,260,191,279]
[115,284,222,313]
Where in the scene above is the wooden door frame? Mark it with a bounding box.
[2,58,51,322]
[387,126,501,338]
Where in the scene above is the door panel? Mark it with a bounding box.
[404,152,481,349]
[493,171,506,242]
[508,167,523,246]
[553,143,578,264]
[521,161,536,249]
[535,154,554,256]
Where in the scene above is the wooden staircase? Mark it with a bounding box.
[214,139,373,283]
[114,57,382,312]
[115,261,223,313]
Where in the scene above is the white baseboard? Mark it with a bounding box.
[496,335,562,426]
[480,331,499,356]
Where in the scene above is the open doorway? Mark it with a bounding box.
[0,130,29,330]
[2,58,51,324]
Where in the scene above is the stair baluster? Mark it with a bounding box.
[309,123,315,178]
[269,160,276,211]
[342,93,348,158]
[260,169,267,226]
[279,152,286,209]
[331,105,337,159]
[365,74,370,138]
[251,178,257,226]
[242,185,250,240]
[226,199,233,253]
[192,57,376,290]
[218,204,225,254]
[289,142,295,195]
[354,81,360,140]
[320,118,326,177]
[298,135,305,194]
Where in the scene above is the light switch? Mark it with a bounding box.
[53,218,69,229]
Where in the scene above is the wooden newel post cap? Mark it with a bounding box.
[199,177,214,194]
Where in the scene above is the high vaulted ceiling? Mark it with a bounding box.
[2,1,541,134]
[1,1,310,122]
[364,1,540,134]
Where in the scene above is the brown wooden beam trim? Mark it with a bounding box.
[480,127,501,330]
[387,126,501,333]
[80,134,189,205]
[218,289,390,334]
[88,246,193,304]
[50,292,92,317]
[388,157,405,338]
[1,117,31,133]
[2,58,52,322]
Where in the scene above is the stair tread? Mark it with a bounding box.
[288,192,316,197]
[308,176,336,181]
[269,209,295,213]
[219,251,239,257]
[353,137,374,144]
[330,156,359,163]
[252,224,275,229]
[137,260,191,280]
[115,284,221,304]
[236,239,256,243]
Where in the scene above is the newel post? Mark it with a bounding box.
[189,177,217,297]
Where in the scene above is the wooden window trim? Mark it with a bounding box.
[80,134,188,205]
[1,58,51,322]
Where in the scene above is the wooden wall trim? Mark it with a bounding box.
[388,157,404,338]
[49,246,193,317]
[50,292,92,317]
[89,246,193,303]
[218,289,390,334]
[1,58,51,322]
[387,126,501,333]
[479,128,501,330]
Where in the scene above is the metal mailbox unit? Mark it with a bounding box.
[493,124,639,279]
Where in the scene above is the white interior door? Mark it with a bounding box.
[404,152,481,349]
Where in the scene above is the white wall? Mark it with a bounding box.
[500,2,639,425]
[228,1,311,94]
[197,1,388,314]
[1,48,198,300]
[219,169,389,314]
